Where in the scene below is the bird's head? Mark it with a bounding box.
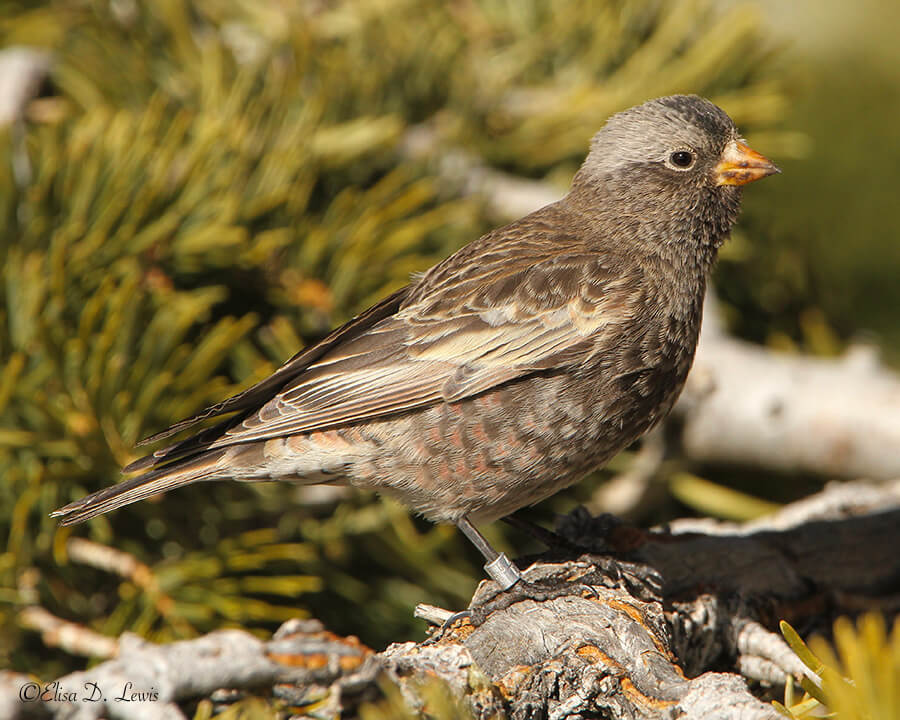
[569,95,779,250]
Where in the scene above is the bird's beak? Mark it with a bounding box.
[714,140,780,186]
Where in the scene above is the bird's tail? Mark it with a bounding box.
[51,449,228,526]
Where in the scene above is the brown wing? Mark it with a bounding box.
[125,285,412,472]
[131,207,640,470]
[201,238,637,450]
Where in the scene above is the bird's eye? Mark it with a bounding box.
[669,150,695,169]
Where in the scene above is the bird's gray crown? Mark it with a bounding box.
[581,95,738,177]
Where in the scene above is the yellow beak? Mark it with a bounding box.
[714,140,780,186]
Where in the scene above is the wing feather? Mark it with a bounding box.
[199,251,634,449]
[129,207,640,471]
[135,285,412,447]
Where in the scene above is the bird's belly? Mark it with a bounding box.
[342,365,687,524]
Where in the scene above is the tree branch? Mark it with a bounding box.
[676,295,900,478]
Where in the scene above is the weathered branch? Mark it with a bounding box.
[0,47,51,127]
[9,480,899,719]
[18,608,118,661]
[8,621,376,720]
[677,296,900,478]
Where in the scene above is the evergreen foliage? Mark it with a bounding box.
[777,615,900,720]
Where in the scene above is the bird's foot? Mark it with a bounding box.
[437,608,477,634]
[462,574,599,627]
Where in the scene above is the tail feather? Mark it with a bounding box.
[123,417,238,475]
[51,450,227,526]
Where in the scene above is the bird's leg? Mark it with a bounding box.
[437,516,598,633]
[456,516,522,590]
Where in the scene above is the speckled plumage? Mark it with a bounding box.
[53,95,777,532]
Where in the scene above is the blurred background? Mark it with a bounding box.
[0,0,897,684]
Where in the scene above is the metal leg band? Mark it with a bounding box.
[484,552,522,590]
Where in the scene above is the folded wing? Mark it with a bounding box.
[205,247,633,449]
[130,214,638,472]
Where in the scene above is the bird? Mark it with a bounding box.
[52,95,779,590]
